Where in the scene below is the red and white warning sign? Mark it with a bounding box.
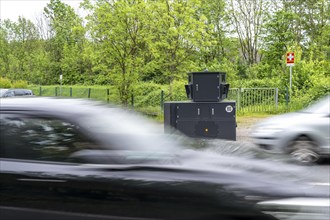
[286,52,295,66]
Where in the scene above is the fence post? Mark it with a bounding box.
[131,94,134,109]
[237,88,241,112]
[88,88,91,98]
[107,89,110,103]
[55,87,57,96]
[70,87,72,97]
[160,90,164,111]
[275,88,278,111]
[39,87,42,96]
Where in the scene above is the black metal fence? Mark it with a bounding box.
[30,86,281,115]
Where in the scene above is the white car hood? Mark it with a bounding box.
[255,112,320,127]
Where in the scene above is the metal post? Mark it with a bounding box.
[70,87,72,97]
[107,89,110,103]
[289,66,292,91]
[88,88,91,98]
[237,88,241,111]
[160,90,164,111]
[275,88,278,111]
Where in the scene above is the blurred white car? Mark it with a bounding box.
[0,88,34,98]
[250,95,330,164]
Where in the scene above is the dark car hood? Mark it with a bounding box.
[71,148,328,200]
[177,150,327,199]
[2,149,328,220]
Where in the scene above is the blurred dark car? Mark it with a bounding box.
[0,97,329,220]
[250,95,330,164]
[0,88,34,98]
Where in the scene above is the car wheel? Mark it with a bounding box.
[289,136,319,164]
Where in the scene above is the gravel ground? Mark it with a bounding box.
[236,117,265,143]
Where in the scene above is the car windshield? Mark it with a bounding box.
[80,107,195,153]
[0,89,9,97]
[301,95,330,114]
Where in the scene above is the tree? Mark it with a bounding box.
[298,0,330,60]
[86,0,152,105]
[198,0,235,64]
[44,0,86,84]
[261,0,330,83]
[0,18,41,82]
[279,0,330,59]
[226,0,270,65]
[262,10,296,68]
[0,20,10,77]
[145,0,210,97]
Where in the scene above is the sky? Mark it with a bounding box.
[0,0,84,22]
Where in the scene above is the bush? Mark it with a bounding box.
[0,77,12,88]
[133,82,164,107]
[171,80,188,101]
[231,78,281,88]
[12,80,28,88]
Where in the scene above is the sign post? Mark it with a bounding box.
[286,52,295,91]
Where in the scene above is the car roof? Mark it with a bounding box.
[0,97,174,151]
[10,88,34,93]
[0,97,114,115]
[1,88,32,91]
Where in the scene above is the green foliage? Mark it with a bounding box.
[201,58,239,82]
[0,77,28,88]
[262,10,296,67]
[0,0,329,110]
[134,106,162,118]
[231,78,281,89]
[0,77,11,88]
[12,80,28,88]
[145,0,210,85]
[43,0,86,85]
[133,82,164,107]
[87,0,152,105]
[308,74,330,101]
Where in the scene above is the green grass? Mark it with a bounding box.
[236,114,272,127]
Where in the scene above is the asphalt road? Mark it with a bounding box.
[160,119,329,189]
[161,119,330,220]
[204,135,330,192]
[237,121,329,186]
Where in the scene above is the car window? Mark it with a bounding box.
[13,90,24,96]
[0,114,99,162]
[2,91,14,97]
[0,89,9,97]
